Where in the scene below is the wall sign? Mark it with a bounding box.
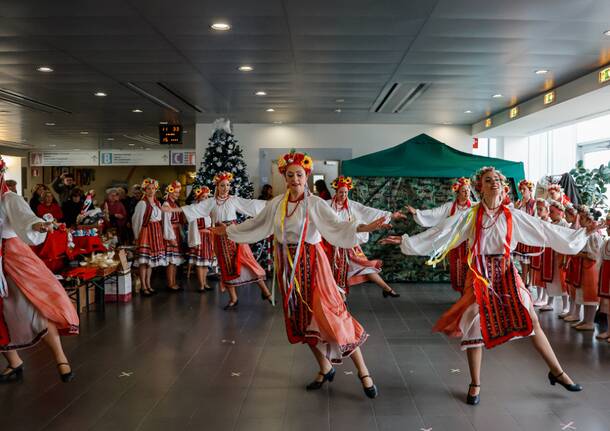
[99,150,169,166]
[29,151,99,166]
[170,150,196,166]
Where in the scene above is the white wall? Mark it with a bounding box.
[196,123,472,191]
[3,156,22,195]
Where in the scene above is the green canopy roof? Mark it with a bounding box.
[342,133,524,183]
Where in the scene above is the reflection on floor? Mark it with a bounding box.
[1,279,610,431]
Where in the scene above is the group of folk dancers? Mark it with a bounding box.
[2,150,610,407]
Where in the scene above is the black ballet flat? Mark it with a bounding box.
[358,374,378,399]
[197,287,207,293]
[204,285,214,292]
[141,290,153,297]
[261,292,273,304]
[306,367,336,390]
[223,300,239,311]
[382,289,400,298]
[548,371,582,392]
[466,383,480,405]
[0,364,24,383]
[57,363,74,383]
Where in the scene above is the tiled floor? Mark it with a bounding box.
[1,277,610,431]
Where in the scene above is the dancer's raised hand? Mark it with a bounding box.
[405,205,417,215]
[357,217,391,233]
[392,210,407,221]
[378,235,402,245]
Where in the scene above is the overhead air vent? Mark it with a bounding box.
[0,139,31,149]
[157,82,204,113]
[0,88,72,114]
[122,134,158,146]
[371,82,430,114]
[124,82,180,113]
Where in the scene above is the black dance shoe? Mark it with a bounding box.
[306,367,336,390]
[382,289,400,298]
[223,300,239,311]
[466,384,480,405]
[57,363,74,383]
[358,374,378,399]
[0,364,24,383]
[204,285,214,292]
[261,292,273,304]
[548,371,582,392]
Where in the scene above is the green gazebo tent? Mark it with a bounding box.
[343,133,524,183]
[341,133,525,283]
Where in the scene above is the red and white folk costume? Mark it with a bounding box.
[0,165,78,351]
[225,153,368,363]
[530,199,551,302]
[180,172,267,289]
[597,215,610,340]
[412,177,472,293]
[163,181,186,266]
[132,178,168,268]
[186,186,216,268]
[513,180,538,266]
[399,199,587,350]
[325,176,391,292]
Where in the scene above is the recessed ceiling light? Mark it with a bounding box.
[535,69,549,75]
[211,22,231,31]
[49,144,56,147]
[335,108,342,113]
[128,143,135,146]
[45,122,55,126]
[443,121,453,125]
[183,130,188,134]
[464,110,472,114]
[106,137,114,141]
[80,131,89,135]
[266,108,275,112]
[255,91,267,96]
[604,29,610,36]
[238,65,254,72]
[492,94,503,98]
[335,99,345,103]
[132,108,143,113]
[145,148,151,151]
[94,91,107,97]
[37,66,53,72]
[273,121,283,125]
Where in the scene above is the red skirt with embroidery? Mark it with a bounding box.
[212,229,265,288]
[135,221,167,267]
[449,242,469,293]
[599,260,610,298]
[566,256,583,288]
[324,241,381,294]
[189,228,215,267]
[579,257,599,304]
[165,223,185,265]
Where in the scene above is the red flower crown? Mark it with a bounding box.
[192,185,210,200]
[473,166,507,193]
[331,176,354,190]
[547,184,563,194]
[518,179,534,191]
[165,180,182,195]
[213,172,234,184]
[277,149,313,175]
[451,177,470,192]
[141,177,159,190]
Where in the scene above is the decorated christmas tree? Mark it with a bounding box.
[193,118,254,198]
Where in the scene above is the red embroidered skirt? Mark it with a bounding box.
[165,223,185,265]
[324,241,381,294]
[189,228,215,267]
[449,242,469,293]
[135,221,167,267]
[576,258,599,305]
[212,231,265,288]
[599,260,610,299]
[276,242,368,363]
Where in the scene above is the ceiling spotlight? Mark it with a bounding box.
[80,131,89,135]
[94,91,107,97]
[492,94,503,98]
[145,148,151,151]
[106,137,114,141]
[238,65,254,72]
[211,22,231,31]
[45,122,56,126]
[266,108,275,112]
[132,109,143,113]
[464,110,472,114]
[49,144,56,147]
[604,29,610,36]
[37,66,53,72]
[273,121,283,125]
[335,99,345,103]
[335,108,342,113]
[443,121,453,125]
[255,91,267,96]
[128,143,135,146]
[535,69,549,75]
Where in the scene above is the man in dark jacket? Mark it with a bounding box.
[51,172,76,204]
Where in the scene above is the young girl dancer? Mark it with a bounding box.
[325,175,404,297]
[381,167,586,405]
[163,180,186,291]
[406,177,473,293]
[212,151,388,397]
[186,185,216,292]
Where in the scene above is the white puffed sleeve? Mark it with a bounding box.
[349,200,392,224]
[226,197,278,244]
[401,211,470,256]
[413,201,453,227]
[181,198,215,223]
[583,232,603,260]
[3,192,46,245]
[131,200,146,240]
[162,202,175,241]
[309,196,366,249]
[511,209,588,255]
[231,196,267,218]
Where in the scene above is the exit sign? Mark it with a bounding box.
[600,67,610,84]
[509,107,519,119]
[159,124,182,145]
[543,91,555,105]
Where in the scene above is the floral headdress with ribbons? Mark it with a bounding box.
[518,179,534,191]
[549,199,565,212]
[213,172,234,184]
[277,149,313,175]
[141,177,159,191]
[331,176,353,190]
[536,197,549,209]
[547,184,563,195]
[473,166,508,194]
[451,177,470,192]
[192,185,210,200]
[164,180,181,197]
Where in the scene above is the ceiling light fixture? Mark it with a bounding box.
[335,99,345,103]
[80,131,89,135]
[535,69,549,75]
[128,143,135,146]
[238,65,254,72]
[132,108,143,113]
[94,91,107,97]
[273,121,283,125]
[106,137,114,141]
[255,91,267,96]
[49,144,56,147]
[37,66,53,72]
[266,108,275,112]
[604,29,610,36]
[45,122,55,126]
[492,94,503,98]
[335,108,342,113]
[464,110,472,114]
[211,22,231,31]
